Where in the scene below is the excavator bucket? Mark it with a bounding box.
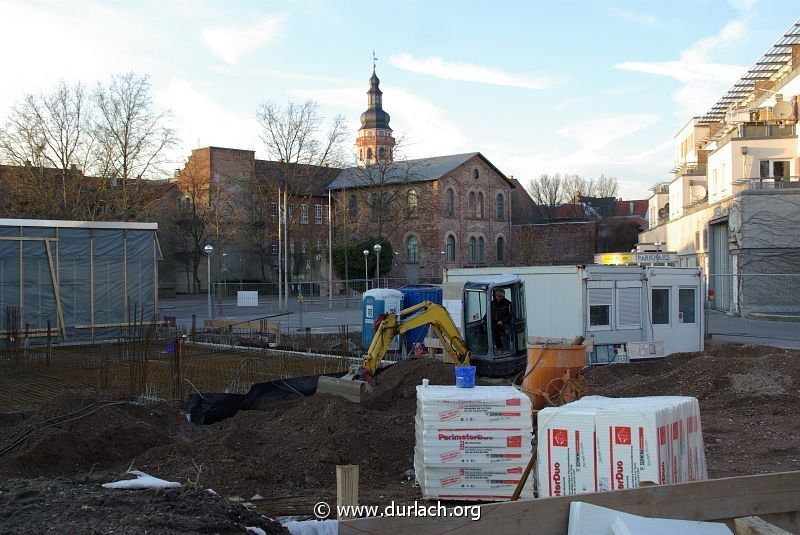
[316,376,372,403]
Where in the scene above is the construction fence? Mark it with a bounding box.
[706,273,800,343]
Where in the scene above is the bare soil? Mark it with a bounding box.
[1,344,799,529]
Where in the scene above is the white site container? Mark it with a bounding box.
[415,383,534,501]
[442,264,704,360]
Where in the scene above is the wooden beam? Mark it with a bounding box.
[735,516,793,535]
[339,471,800,535]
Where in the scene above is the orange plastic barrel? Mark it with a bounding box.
[522,344,587,410]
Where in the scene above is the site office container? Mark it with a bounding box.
[442,265,704,363]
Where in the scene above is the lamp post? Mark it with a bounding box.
[373,243,382,288]
[363,249,369,285]
[203,244,214,319]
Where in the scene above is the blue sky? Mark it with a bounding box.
[0,0,797,198]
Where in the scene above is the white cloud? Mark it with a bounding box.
[155,78,258,162]
[615,20,748,116]
[554,99,578,111]
[389,53,558,90]
[202,15,288,64]
[291,84,467,161]
[610,7,658,26]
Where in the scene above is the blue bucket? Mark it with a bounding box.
[455,365,476,388]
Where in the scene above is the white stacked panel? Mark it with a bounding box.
[415,385,533,501]
[537,396,707,497]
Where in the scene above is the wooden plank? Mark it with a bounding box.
[337,465,359,520]
[735,516,793,535]
[339,471,800,535]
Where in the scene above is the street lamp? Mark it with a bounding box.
[203,244,214,319]
[373,243,382,287]
[363,249,369,282]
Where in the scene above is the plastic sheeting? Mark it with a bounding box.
[0,223,158,345]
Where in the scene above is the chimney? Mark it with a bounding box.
[70,163,77,171]
[174,169,180,177]
[629,201,634,214]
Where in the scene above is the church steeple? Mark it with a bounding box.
[357,55,395,167]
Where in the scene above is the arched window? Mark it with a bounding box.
[367,148,373,161]
[370,193,379,221]
[348,195,358,220]
[378,147,386,160]
[478,192,484,219]
[497,236,505,262]
[468,237,477,261]
[407,189,418,216]
[477,237,485,261]
[496,193,505,220]
[446,235,456,262]
[406,235,418,262]
[472,168,479,180]
[468,192,476,218]
[445,188,454,217]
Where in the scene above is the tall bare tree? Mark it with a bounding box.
[0,81,96,219]
[527,173,567,221]
[595,173,619,198]
[94,72,177,219]
[251,100,348,281]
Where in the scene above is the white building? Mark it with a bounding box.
[640,20,800,315]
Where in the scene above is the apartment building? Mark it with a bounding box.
[640,19,800,315]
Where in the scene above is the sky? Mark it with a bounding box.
[0,0,797,199]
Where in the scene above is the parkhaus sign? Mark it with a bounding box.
[594,252,678,265]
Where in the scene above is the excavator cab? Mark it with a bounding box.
[463,276,527,376]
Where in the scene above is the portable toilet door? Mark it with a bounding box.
[398,285,442,350]
[361,288,404,349]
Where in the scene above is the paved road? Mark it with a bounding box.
[157,293,363,333]
[706,310,800,349]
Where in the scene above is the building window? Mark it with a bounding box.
[301,204,308,224]
[468,237,476,261]
[367,148,373,161]
[695,231,700,251]
[370,193,379,221]
[290,239,295,255]
[445,188,454,217]
[478,192,484,219]
[316,238,322,252]
[472,169,479,180]
[477,237,485,261]
[446,235,456,262]
[407,189,418,217]
[679,288,696,324]
[301,238,307,254]
[468,192,476,218]
[288,204,295,220]
[588,286,612,329]
[271,238,278,255]
[497,236,505,262]
[270,202,277,223]
[315,204,322,224]
[406,235,419,262]
[652,288,670,325]
[379,147,386,159]
[349,195,358,220]
[496,193,505,220]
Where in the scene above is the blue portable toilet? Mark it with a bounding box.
[362,288,404,349]
[398,285,442,349]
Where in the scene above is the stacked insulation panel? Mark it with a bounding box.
[414,384,534,500]
[537,396,707,497]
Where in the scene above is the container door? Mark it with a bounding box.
[510,283,526,354]
[463,288,489,356]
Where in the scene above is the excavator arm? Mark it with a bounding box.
[361,300,470,377]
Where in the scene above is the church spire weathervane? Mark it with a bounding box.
[372,50,377,71]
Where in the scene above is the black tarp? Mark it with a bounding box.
[188,371,348,425]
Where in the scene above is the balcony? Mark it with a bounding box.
[738,176,800,190]
[738,123,796,139]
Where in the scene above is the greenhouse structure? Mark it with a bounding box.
[0,219,160,345]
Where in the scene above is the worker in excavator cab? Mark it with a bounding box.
[484,288,512,351]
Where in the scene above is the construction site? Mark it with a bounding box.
[1,264,800,533]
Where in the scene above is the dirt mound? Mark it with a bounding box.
[0,473,287,534]
[0,390,192,478]
[584,341,800,478]
[137,391,418,500]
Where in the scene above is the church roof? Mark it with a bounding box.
[326,152,515,190]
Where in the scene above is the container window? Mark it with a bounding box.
[652,288,670,325]
[679,288,696,324]
[590,305,610,326]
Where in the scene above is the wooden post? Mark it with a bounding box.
[336,465,359,520]
[191,314,196,336]
[46,320,52,367]
[175,337,185,400]
[735,516,793,535]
